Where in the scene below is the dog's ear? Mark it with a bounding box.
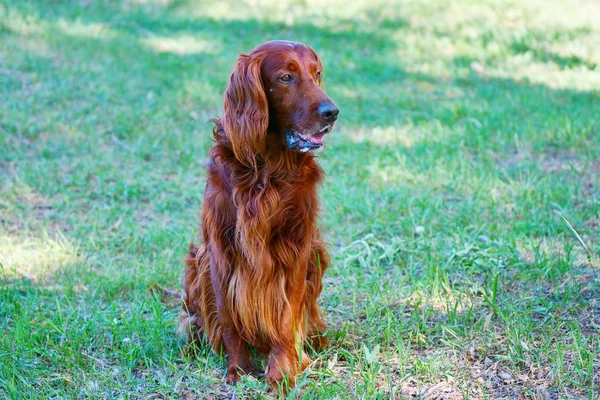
[222,54,268,166]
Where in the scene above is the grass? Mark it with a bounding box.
[1,0,599,398]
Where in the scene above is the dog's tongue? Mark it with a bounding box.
[310,132,326,144]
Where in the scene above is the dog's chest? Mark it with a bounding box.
[270,175,318,227]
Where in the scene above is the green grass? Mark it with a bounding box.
[1,0,599,398]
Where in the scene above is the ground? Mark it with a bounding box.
[1,0,599,398]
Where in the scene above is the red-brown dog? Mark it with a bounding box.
[181,40,338,390]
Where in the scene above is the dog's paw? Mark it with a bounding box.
[226,364,257,385]
[306,333,329,351]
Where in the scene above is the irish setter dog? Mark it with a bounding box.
[181,40,339,390]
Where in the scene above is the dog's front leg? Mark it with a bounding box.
[305,242,330,351]
[265,264,310,393]
[208,248,255,385]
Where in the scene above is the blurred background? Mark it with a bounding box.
[1,0,599,398]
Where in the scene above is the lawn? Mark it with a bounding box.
[1,0,599,398]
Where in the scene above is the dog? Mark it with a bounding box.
[181,40,339,390]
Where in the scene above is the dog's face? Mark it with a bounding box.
[259,41,339,152]
[222,41,339,164]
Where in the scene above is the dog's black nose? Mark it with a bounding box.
[317,102,339,121]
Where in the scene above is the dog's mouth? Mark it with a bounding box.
[286,125,332,152]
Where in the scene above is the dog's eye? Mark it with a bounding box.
[279,74,292,82]
[316,71,321,79]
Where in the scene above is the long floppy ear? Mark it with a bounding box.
[222,54,269,166]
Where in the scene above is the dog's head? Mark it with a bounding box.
[222,40,339,164]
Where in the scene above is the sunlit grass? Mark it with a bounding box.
[141,35,221,55]
[55,19,118,39]
[0,234,79,281]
